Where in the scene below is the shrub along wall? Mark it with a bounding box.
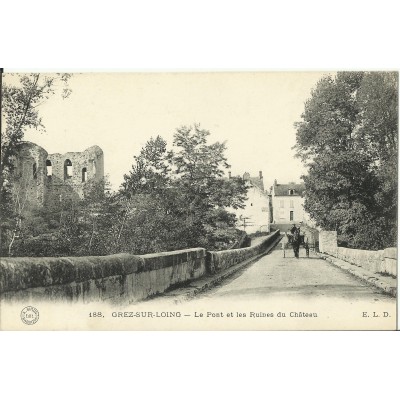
[0,231,280,303]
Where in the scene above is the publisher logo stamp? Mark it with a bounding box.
[20,306,39,325]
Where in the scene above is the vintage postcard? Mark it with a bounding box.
[0,71,397,330]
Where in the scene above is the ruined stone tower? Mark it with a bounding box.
[12,142,48,209]
[12,142,104,211]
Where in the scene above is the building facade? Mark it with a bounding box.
[229,171,270,234]
[269,179,307,224]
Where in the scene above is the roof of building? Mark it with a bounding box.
[248,177,264,191]
[272,181,305,196]
[243,172,264,191]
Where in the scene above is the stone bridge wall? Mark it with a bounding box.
[0,231,280,303]
[319,231,338,254]
[0,249,206,304]
[320,231,397,277]
[207,230,280,274]
[334,247,397,277]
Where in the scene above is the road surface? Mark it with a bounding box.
[196,247,394,303]
[187,246,397,330]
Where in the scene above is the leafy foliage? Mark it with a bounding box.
[118,124,248,253]
[1,73,72,255]
[1,73,71,168]
[5,124,248,257]
[295,72,398,249]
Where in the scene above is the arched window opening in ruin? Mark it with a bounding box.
[289,189,294,195]
[92,161,96,175]
[33,163,37,179]
[46,160,52,177]
[82,167,88,182]
[64,159,73,180]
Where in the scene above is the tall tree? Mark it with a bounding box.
[356,72,398,245]
[171,124,246,212]
[295,71,398,249]
[121,135,171,197]
[1,73,71,172]
[119,124,248,253]
[170,124,247,247]
[0,73,72,256]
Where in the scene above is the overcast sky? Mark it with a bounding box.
[16,71,331,190]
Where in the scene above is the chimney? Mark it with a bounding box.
[259,171,263,179]
[228,171,231,179]
[274,179,277,185]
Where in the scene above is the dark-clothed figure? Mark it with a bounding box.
[303,229,310,257]
[290,224,301,258]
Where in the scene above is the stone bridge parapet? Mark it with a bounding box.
[207,230,280,274]
[319,231,397,277]
[0,231,280,304]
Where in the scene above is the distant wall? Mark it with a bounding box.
[319,231,338,254]
[270,223,293,234]
[207,230,280,274]
[319,230,397,277]
[0,232,280,303]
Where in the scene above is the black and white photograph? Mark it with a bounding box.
[0,71,397,330]
[2,3,400,400]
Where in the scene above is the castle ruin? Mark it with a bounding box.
[12,141,104,211]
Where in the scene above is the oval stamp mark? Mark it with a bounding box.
[20,306,39,325]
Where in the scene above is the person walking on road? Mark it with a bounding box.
[290,223,301,258]
[281,232,289,258]
[302,225,311,257]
